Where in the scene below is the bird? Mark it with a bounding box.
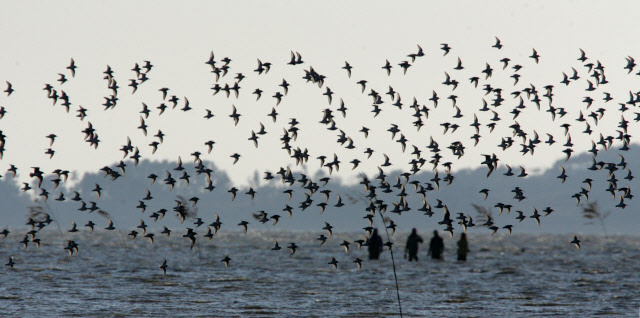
[317,234,328,246]
[159,259,168,276]
[221,256,231,267]
[441,43,451,55]
[67,58,77,77]
[20,235,29,249]
[2,39,636,281]
[6,256,15,269]
[353,240,365,251]
[328,257,339,270]
[249,131,259,148]
[530,209,541,227]
[92,184,102,199]
[343,62,352,77]
[183,228,197,249]
[454,57,464,70]
[231,153,241,164]
[287,243,298,256]
[145,233,155,244]
[323,222,333,237]
[382,60,392,75]
[64,240,79,257]
[571,234,581,250]
[58,73,67,84]
[230,105,241,126]
[357,80,367,93]
[492,36,503,49]
[353,258,362,270]
[340,240,350,254]
[68,221,78,233]
[4,81,14,96]
[557,166,568,183]
[138,219,148,234]
[85,221,95,232]
[105,219,115,230]
[46,134,57,146]
[129,230,138,239]
[238,221,249,234]
[516,211,526,222]
[530,49,540,63]
[228,187,238,200]
[202,227,213,240]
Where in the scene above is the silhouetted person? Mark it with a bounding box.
[368,229,383,260]
[427,230,444,260]
[404,228,423,261]
[457,233,469,261]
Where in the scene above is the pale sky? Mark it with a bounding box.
[1,1,639,188]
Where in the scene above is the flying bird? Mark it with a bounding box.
[571,234,581,250]
[328,257,339,270]
[159,259,168,276]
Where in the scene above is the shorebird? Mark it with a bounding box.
[159,259,168,276]
[105,219,115,230]
[183,228,197,249]
[287,243,298,256]
[328,257,339,270]
[238,221,249,234]
[353,258,363,270]
[323,222,333,237]
[1,38,636,279]
[6,257,15,269]
[571,234,581,250]
[317,234,328,246]
[68,221,78,233]
[340,240,350,254]
[221,256,231,267]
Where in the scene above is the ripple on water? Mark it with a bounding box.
[495,267,519,275]
[0,295,21,300]
[208,276,249,282]
[151,280,180,286]
[522,302,566,307]
[443,295,473,304]
[0,232,637,317]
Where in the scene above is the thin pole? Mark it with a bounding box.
[351,184,403,317]
[376,205,403,317]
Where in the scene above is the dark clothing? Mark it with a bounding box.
[405,233,423,261]
[428,235,444,259]
[457,236,469,261]
[368,231,383,260]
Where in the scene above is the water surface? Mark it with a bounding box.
[0,231,637,317]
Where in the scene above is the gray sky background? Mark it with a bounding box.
[1,2,639,233]
[1,2,638,181]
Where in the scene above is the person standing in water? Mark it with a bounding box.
[404,228,423,261]
[457,233,469,261]
[427,230,444,260]
[368,229,383,260]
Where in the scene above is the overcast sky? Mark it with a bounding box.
[1,1,639,186]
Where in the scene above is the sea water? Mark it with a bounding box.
[0,230,638,317]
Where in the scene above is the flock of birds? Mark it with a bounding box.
[3,36,639,274]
